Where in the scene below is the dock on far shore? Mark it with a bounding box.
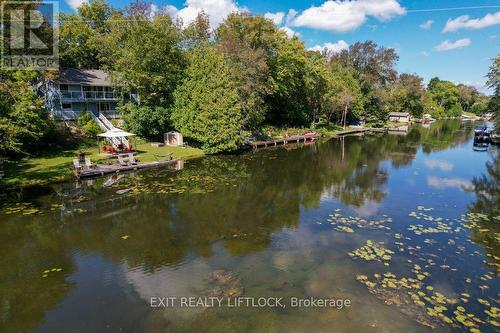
[247,127,395,149]
[247,133,317,149]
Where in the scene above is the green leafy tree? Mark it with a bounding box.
[102,12,185,108]
[469,95,490,116]
[486,55,500,96]
[331,41,399,88]
[386,73,425,118]
[323,62,363,126]
[0,69,51,156]
[457,84,480,113]
[117,103,172,140]
[304,51,331,126]
[181,11,212,49]
[423,91,445,118]
[427,77,461,114]
[171,46,243,153]
[330,41,399,125]
[486,55,499,129]
[267,36,312,126]
[216,13,279,129]
[58,0,113,68]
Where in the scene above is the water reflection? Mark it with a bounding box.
[1,120,497,333]
[468,150,499,271]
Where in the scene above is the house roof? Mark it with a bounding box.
[55,68,112,86]
[389,112,410,117]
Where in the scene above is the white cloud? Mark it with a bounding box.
[291,0,406,33]
[418,51,430,57]
[164,5,179,17]
[443,11,500,32]
[281,26,299,38]
[353,200,381,217]
[424,159,453,172]
[427,176,472,191]
[285,9,298,26]
[172,0,246,28]
[463,81,487,91]
[309,40,349,53]
[434,38,471,52]
[420,20,433,30]
[65,0,87,11]
[264,12,285,26]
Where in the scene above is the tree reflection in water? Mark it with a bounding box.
[0,120,486,332]
[468,150,500,271]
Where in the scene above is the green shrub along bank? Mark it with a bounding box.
[1,0,498,161]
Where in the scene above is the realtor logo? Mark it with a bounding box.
[1,1,59,70]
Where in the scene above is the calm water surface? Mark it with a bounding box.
[1,120,499,333]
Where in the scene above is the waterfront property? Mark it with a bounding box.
[42,68,136,120]
[388,112,411,123]
[1,120,498,333]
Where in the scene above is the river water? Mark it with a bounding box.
[1,120,498,333]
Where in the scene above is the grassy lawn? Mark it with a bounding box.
[1,141,204,189]
[257,125,344,140]
[462,112,480,119]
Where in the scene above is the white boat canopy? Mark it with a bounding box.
[97,129,136,138]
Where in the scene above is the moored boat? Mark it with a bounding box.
[474,125,488,136]
[422,114,436,123]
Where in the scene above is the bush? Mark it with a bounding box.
[118,103,172,141]
[447,103,463,117]
[82,121,102,137]
[76,112,93,127]
[76,112,101,137]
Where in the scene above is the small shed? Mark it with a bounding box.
[165,132,183,147]
[389,112,410,123]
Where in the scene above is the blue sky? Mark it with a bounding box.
[60,0,500,94]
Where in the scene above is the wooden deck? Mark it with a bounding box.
[248,134,317,149]
[333,127,389,137]
[76,159,179,179]
[248,128,393,150]
[334,128,369,136]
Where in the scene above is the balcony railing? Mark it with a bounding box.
[60,91,120,101]
[51,109,119,120]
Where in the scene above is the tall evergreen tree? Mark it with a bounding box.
[172,46,244,154]
[486,55,499,130]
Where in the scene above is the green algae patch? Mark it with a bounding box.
[348,240,394,266]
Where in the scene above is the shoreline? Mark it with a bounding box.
[0,119,484,190]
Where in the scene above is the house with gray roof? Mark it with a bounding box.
[44,68,134,120]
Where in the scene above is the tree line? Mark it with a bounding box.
[0,0,498,155]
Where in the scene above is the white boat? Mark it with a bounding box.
[423,114,436,123]
[474,125,488,136]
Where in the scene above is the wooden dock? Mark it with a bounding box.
[76,159,180,179]
[334,128,369,136]
[248,134,317,149]
[332,127,389,137]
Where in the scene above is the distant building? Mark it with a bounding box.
[389,112,411,123]
[42,68,135,120]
